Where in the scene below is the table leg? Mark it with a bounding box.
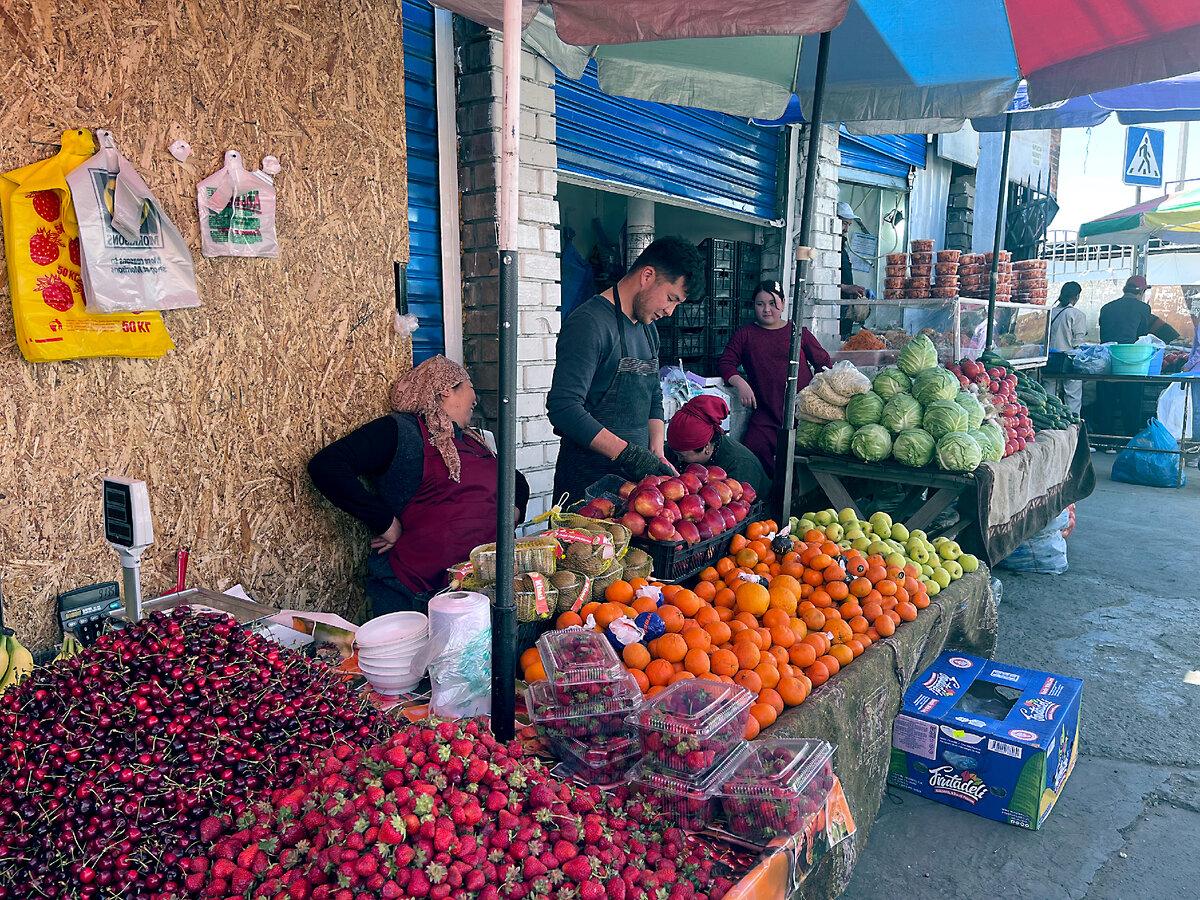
[810,470,861,518]
[892,485,928,523]
[905,486,964,533]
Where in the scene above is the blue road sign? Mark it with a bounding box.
[1123,126,1164,188]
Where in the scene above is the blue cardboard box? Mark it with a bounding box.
[887,651,1082,830]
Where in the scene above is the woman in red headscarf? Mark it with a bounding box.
[666,395,771,496]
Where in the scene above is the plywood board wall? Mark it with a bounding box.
[0,0,412,650]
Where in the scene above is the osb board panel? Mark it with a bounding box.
[0,0,412,650]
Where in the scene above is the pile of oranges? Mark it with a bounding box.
[520,519,932,739]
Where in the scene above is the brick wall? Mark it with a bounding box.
[456,25,563,520]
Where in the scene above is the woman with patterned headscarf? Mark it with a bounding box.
[309,356,529,614]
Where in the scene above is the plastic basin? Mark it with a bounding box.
[1109,343,1155,375]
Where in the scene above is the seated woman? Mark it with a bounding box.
[309,355,528,615]
[666,395,771,497]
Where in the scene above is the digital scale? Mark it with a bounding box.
[103,475,154,622]
[57,581,122,646]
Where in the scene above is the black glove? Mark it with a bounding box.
[614,443,673,482]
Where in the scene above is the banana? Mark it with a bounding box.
[0,636,14,693]
[54,634,82,664]
[0,635,9,685]
[0,633,33,694]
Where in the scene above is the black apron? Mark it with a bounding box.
[553,285,660,502]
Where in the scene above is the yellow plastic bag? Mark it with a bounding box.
[1,129,173,362]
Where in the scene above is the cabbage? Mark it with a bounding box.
[969,428,1003,462]
[892,428,937,467]
[818,420,855,455]
[846,391,885,427]
[872,366,911,400]
[850,424,893,462]
[898,333,938,376]
[935,431,983,472]
[956,391,986,430]
[796,420,826,450]
[880,393,923,434]
[912,368,961,405]
[979,420,1006,452]
[922,400,970,440]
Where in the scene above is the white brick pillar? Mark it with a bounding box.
[455,23,562,521]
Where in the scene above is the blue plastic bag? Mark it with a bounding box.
[1000,509,1070,575]
[1111,418,1186,488]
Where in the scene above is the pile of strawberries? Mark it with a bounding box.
[182,718,752,900]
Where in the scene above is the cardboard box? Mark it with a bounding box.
[887,651,1082,830]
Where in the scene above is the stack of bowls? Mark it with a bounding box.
[355,611,430,695]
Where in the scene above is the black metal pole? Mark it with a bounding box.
[985,112,1013,349]
[491,251,518,741]
[774,30,831,525]
[394,261,409,316]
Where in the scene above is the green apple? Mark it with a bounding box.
[839,507,859,525]
[931,567,952,588]
[921,563,934,578]
[890,523,910,542]
[815,510,833,526]
[910,529,928,542]
[852,537,872,552]
[845,526,864,540]
[926,579,941,597]
[943,560,963,580]
[886,552,907,570]
[868,541,891,557]
[869,510,892,533]
[938,542,962,561]
[959,553,979,573]
[908,543,930,564]
[838,540,852,551]
[824,523,844,541]
[799,518,817,535]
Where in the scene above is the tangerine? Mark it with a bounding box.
[682,627,712,652]
[759,688,785,715]
[734,670,763,695]
[733,628,763,650]
[755,662,781,690]
[714,587,736,609]
[655,633,688,663]
[657,606,685,633]
[777,676,809,706]
[669,671,696,684]
[684,649,711,675]
[896,601,918,622]
[556,611,583,629]
[594,602,626,628]
[633,597,660,614]
[810,588,832,608]
[629,668,650,693]
[716,556,736,576]
[734,642,761,670]
[769,646,790,666]
[749,702,777,729]
[622,643,651,670]
[669,589,703,617]
[605,581,635,604]
[772,574,803,597]
[817,653,841,676]
[826,580,850,602]
[735,548,760,569]
[524,661,547,681]
[710,648,739,677]
[735,581,771,615]
[828,644,854,667]
[804,660,830,687]
[848,615,870,634]
[705,622,732,645]
[767,585,798,615]
[744,715,761,740]
[875,616,896,637]
[520,647,541,672]
[695,605,720,626]
[769,624,796,649]
[699,566,720,583]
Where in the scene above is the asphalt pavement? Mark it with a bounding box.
[841,452,1200,900]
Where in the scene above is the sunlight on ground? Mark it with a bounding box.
[1184,671,1200,686]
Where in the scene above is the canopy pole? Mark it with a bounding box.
[774,30,831,525]
[985,112,1013,349]
[491,0,521,743]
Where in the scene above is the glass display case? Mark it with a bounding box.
[811,297,1050,370]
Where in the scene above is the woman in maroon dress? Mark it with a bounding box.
[717,281,831,474]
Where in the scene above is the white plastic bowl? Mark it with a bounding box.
[356,635,428,657]
[356,611,429,648]
[361,670,422,696]
[359,654,425,676]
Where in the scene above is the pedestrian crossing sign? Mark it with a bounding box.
[1123,126,1164,188]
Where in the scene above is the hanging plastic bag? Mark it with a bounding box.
[1071,343,1111,374]
[1156,383,1195,442]
[66,130,200,313]
[1111,418,1186,489]
[1,129,173,362]
[196,150,279,258]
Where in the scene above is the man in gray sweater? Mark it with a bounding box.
[547,237,705,502]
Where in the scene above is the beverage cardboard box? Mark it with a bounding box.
[887,651,1082,830]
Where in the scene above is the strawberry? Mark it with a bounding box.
[563,855,593,884]
[29,228,61,266]
[29,189,60,222]
[580,881,606,900]
[35,274,73,311]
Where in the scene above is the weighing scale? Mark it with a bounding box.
[57,581,122,646]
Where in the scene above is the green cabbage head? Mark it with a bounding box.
[892,428,937,467]
[956,391,986,430]
[850,424,893,462]
[880,393,923,434]
[818,420,855,455]
[872,366,912,400]
[922,400,970,440]
[796,420,826,450]
[912,367,961,405]
[846,391,886,427]
[898,334,939,376]
[935,431,983,472]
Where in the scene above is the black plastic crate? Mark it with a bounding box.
[672,328,706,357]
[708,298,735,329]
[709,327,732,357]
[630,502,764,582]
[737,301,757,327]
[700,237,735,269]
[671,301,708,329]
[656,327,675,360]
[707,268,733,300]
[735,241,762,272]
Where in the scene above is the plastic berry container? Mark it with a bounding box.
[525,675,641,742]
[719,739,836,844]
[550,732,642,785]
[628,679,754,777]
[628,744,749,831]
[537,627,629,706]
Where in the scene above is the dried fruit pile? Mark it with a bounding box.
[182,718,752,899]
[0,609,384,899]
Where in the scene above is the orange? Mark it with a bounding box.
[734,670,763,694]
[717,605,735,622]
[684,648,711,675]
[655,633,688,663]
[826,580,849,602]
[848,615,870,635]
[767,585,798,616]
[728,619,748,635]
[695,605,720,626]
[645,659,674,686]
[817,654,841,677]
[704,622,732,646]
[862,602,884,622]
[657,605,685,634]
[735,548,760,569]
[827,619,853,644]
[605,580,635,604]
[769,645,790,666]
[839,601,863,620]
[710,648,739,677]
[755,626,773,647]
[828,644,854,668]
[524,661,547,681]
[669,589,702,617]
[714,587,736,609]
[697,672,722,682]
[646,685,666,698]
[744,715,761,740]
[628,577,649,591]
[802,632,830,657]
[682,627,712,652]
[755,662,781,690]
[733,628,763,650]
[877,578,898,597]
[769,625,796,650]
[789,642,818,668]
[746,522,769,541]
[669,671,696,684]
[865,566,888,585]
[753,563,772,578]
[913,591,930,610]
[694,581,716,602]
[580,601,602,621]
[699,566,720,583]
[734,610,761,629]
[633,597,660,614]
[778,676,809,706]
[556,611,583,629]
[896,601,918,622]
[789,618,809,640]
[520,647,541,672]
[804,660,830,687]
[810,588,832,609]
[845,639,865,658]
[629,668,650,693]
[622,642,651,670]
[729,534,748,553]
[733,642,761,671]
[771,574,802,597]
[749,702,777,729]
[735,581,770,616]
[849,577,872,599]
[716,555,736,576]
[595,602,626,629]
[759,688,785,715]
[801,607,826,631]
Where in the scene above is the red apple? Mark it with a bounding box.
[719,507,737,530]
[619,511,646,537]
[724,478,744,501]
[662,499,681,523]
[741,484,758,504]
[706,465,728,482]
[646,516,676,542]
[630,488,665,518]
[638,476,662,492]
[590,497,615,517]
[659,478,686,501]
[618,481,637,499]
[577,501,607,518]
[676,521,701,545]
[684,463,710,485]
[699,485,723,509]
[696,519,714,541]
[678,494,706,522]
[726,500,749,522]
[711,480,733,506]
[679,472,703,494]
[702,509,726,535]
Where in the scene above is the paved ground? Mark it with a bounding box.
[842,452,1200,900]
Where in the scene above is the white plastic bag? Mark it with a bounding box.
[1156,383,1195,442]
[197,150,279,258]
[65,130,200,313]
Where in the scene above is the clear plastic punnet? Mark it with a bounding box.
[550,732,642,785]
[536,628,629,705]
[628,744,750,831]
[628,679,754,776]
[524,674,641,742]
[718,738,836,844]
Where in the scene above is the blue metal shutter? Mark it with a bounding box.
[838,129,927,179]
[555,63,782,222]
[403,0,444,362]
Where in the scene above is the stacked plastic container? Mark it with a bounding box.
[526,629,643,784]
[1013,258,1048,304]
[718,739,836,844]
[906,239,935,298]
[933,249,961,299]
[624,679,755,830]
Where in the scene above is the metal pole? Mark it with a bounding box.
[1177,122,1190,191]
[985,112,1013,349]
[774,30,831,524]
[1132,186,1144,276]
[491,0,521,742]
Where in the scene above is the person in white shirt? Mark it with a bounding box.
[1045,282,1087,413]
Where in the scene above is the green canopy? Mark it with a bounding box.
[1078,186,1200,246]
